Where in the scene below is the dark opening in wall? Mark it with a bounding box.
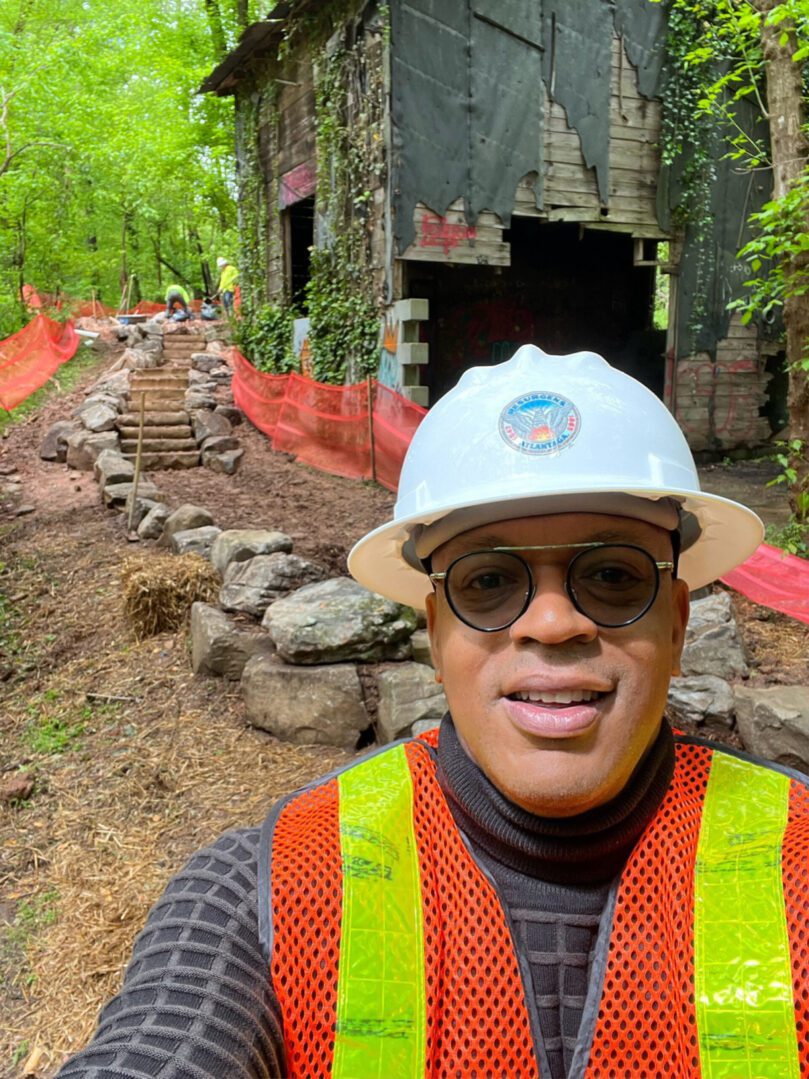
[285,195,314,312]
[407,220,664,404]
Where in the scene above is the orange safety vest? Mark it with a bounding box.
[263,731,809,1077]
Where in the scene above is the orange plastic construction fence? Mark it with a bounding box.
[0,315,79,411]
[721,542,809,626]
[231,349,425,492]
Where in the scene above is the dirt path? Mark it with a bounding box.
[0,352,807,1076]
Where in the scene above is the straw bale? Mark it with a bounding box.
[121,554,221,639]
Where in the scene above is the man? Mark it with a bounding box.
[164,283,192,320]
[58,346,808,1078]
[214,256,238,314]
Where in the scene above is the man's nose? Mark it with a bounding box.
[508,567,598,645]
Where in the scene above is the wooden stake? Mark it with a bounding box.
[127,391,146,532]
[367,375,377,483]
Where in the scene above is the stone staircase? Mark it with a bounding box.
[118,329,207,470]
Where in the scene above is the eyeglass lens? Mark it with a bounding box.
[444,545,661,630]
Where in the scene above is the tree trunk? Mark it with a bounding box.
[204,0,228,61]
[236,0,249,33]
[189,225,214,297]
[755,0,809,518]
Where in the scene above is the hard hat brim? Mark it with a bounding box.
[348,487,764,610]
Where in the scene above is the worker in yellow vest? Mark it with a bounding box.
[56,346,809,1078]
[164,283,192,321]
[214,256,239,314]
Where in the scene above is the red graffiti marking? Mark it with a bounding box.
[418,210,477,255]
[279,162,317,209]
[676,356,764,444]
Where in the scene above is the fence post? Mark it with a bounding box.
[367,375,377,484]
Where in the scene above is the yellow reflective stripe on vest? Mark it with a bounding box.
[695,753,800,1078]
[334,745,427,1079]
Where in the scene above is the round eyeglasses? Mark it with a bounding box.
[428,543,675,632]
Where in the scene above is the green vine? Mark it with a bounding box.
[304,35,385,382]
[658,1,719,338]
[234,301,299,373]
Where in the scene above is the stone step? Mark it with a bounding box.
[127,393,187,410]
[129,381,189,395]
[121,437,198,454]
[122,450,201,471]
[118,425,194,441]
[130,371,189,384]
[162,338,202,350]
[119,410,189,427]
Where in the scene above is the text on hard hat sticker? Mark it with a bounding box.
[498,392,581,455]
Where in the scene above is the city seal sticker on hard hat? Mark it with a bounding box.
[498,391,581,455]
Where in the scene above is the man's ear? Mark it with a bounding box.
[425,592,442,682]
[670,577,690,676]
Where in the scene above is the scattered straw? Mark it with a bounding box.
[121,554,220,639]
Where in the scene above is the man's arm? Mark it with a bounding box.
[55,828,284,1078]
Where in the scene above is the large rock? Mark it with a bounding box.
[80,401,118,432]
[205,448,244,475]
[170,525,222,559]
[222,552,326,618]
[192,409,232,442]
[191,352,221,373]
[241,654,367,748]
[102,478,160,509]
[211,529,294,576]
[138,503,171,540]
[66,429,120,471]
[666,675,735,731]
[201,435,240,458]
[93,449,134,488]
[122,346,161,370]
[161,504,214,545]
[190,602,275,680]
[376,663,447,744]
[734,686,809,769]
[215,405,243,425]
[74,393,120,418]
[40,420,81,462]
[263,577,417,665]
[123,495,159,530]
[680,591,748,679]
[185,390,217,412]
[87,369,131,399]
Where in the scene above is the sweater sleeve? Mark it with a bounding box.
[55,828,285,1078]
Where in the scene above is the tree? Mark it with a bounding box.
[0,0,241,333]
[666,0,809,523]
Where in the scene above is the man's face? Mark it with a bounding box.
[425,513,690,817]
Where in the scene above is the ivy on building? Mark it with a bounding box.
[234,1,386,383]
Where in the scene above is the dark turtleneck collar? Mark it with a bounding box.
[436,715,675,885]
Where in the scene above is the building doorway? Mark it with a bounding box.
[407,220,664,403]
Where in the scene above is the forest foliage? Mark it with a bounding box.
[0,0,261,336]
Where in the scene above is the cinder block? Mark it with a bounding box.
[401,386,429,407]
[398,343,429,366]
[393,298,429,323]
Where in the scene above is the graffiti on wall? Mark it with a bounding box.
[279,162,317,210]
[377,315,401,390]
[675,355,770,445]
[417,209,478,256]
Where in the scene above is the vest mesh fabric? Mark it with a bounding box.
[404,738,539,1077]
[785,779,809,1066]
[270,777,343,1077]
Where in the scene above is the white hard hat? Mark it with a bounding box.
[348,345,763,608]
[217,257,228,267]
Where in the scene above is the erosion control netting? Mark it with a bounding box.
[0,315,79,411]
[230,350,426,493]
[720,543,809,626]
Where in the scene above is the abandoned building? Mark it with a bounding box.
[202,0,785,454]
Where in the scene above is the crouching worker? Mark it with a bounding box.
[57,345,809,1078]
[164,284,192,321]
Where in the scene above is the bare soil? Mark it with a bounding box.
[0,350,806,1076]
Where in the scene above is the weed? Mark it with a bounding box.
[24,713,86,756]
[12,1040,30,1067]
[765,518,809,560]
